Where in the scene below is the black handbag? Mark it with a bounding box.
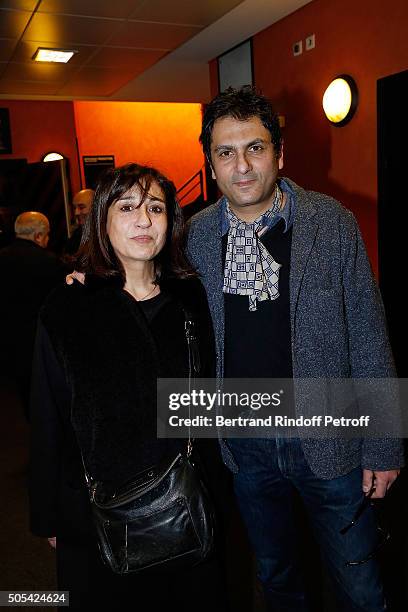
[81,308,215,575]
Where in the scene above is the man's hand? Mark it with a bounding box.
[65,271,85,285]
[47,537,56,549]
[362,469,400,498]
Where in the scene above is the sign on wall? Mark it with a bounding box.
[83,155,115,189]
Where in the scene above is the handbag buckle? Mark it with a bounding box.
[90,482,97,502]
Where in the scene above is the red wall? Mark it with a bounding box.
[74,101,204,204]
[210,0,408,275]
[0,100,204,209]
[0,100,81,195]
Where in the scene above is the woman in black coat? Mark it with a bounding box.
[29,163,230,610]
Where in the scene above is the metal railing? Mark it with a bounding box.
[177,168,205,205]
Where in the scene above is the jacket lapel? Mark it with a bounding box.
[195,203,225,376]
[287,180,319,334]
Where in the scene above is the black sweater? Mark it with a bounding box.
[223,219,293,378]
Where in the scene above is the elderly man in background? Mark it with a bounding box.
[0,212,64,417]
[64,189,94,255]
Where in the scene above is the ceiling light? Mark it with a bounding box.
[322,75,358,126]
[33,48,77,63]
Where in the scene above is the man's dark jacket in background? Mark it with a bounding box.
[0,238,64,411]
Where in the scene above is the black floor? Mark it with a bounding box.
[1,376,407,611]
[0,378,57,611]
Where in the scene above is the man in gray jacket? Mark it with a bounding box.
[187,86,402,611]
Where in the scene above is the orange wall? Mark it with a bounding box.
[74,101,204,203]
[210,0,408,275]
[0,100,81,195]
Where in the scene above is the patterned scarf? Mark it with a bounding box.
[223,185,283,312]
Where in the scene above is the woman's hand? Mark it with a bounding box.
[47,537,57,549]
[66,271,85,285]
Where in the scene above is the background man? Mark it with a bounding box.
[64,188,94,255]
[0,211,64,417]
[186,86,402,611]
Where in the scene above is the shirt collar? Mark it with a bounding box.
[221,177,296,236]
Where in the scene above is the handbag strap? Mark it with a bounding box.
[180,305,201,457]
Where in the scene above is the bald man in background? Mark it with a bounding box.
[0,212,64,417]
[64,189,94,255]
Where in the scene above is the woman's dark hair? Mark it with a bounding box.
[200,85,282,163]
[77,163,194,282]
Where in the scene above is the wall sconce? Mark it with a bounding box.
[322,75,358,126]
[42,152,64,162]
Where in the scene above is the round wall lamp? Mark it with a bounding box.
[42,151,64,162]
[322,75,358,126]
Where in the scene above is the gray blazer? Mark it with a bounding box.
[187,178,404,478]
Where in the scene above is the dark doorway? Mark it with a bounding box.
[0,159,70,254]
[378,69,408,612]
[22,160,70,253]
[378,69,408,377]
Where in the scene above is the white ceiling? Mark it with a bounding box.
[0,0,313,102]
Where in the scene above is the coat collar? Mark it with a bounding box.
[284,179,319,332]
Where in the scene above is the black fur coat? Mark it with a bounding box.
[29,276,215,539]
